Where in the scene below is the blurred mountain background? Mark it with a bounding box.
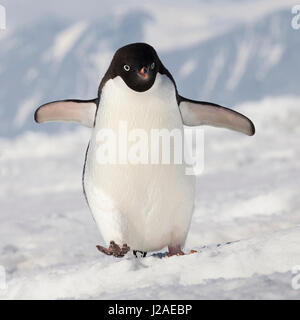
[0,0,298,137]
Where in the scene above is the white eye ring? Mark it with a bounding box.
[151,62,155,70]
[124,64,130,71]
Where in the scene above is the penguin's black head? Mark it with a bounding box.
[107,43,161,92]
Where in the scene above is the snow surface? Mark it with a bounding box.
[46,21,88,63]
[0,96,299,299]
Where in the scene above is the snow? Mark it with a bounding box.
[0,95,300,299]
[178,59,197,79]
[46,21,87,63]
[1,227,300,300]
[0,4,5,30]
[226,38,253,91]
[142,0,297,51]
[13,94,41,129]
[202,50,225,96]
[3,0,296,30]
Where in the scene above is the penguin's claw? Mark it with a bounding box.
[133,250,147,258]
[167,250,184,257]
[96,241,130,258]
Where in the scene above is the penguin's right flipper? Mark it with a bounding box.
[34,98,98,128]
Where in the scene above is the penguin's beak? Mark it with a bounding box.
[138,66,149,80]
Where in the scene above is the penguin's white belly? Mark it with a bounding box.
[84,74,195,252]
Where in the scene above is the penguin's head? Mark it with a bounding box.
[109,43,160,92]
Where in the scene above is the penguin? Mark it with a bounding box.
[34,43,255,258]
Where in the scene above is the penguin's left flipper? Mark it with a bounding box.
[178,96,255,136]
[34,98,98,128]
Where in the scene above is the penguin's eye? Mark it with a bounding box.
[151,62,155,70]
[123,65,130,72]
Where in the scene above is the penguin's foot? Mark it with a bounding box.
[167,245,198,257]
[96,241,130,258]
